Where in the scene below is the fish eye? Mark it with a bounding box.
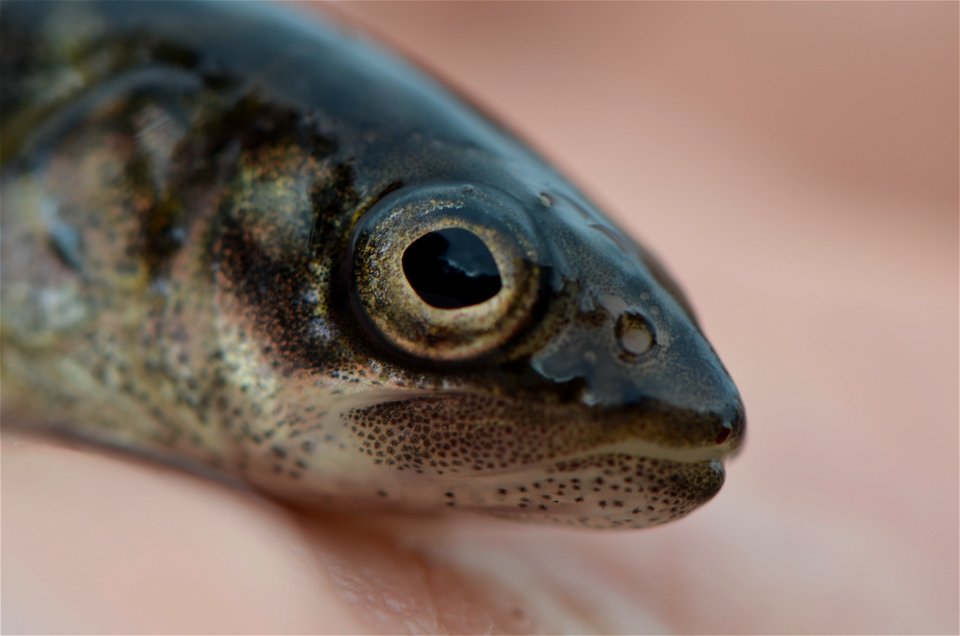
[349,183,542,362]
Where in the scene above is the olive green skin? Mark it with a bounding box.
[0,1,744,528]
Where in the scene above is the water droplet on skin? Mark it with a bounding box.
[616,313,654,356]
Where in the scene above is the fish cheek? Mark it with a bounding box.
[206,105,363,372]
[200,133,366,473]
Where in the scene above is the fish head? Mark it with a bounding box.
[302,179,745,528]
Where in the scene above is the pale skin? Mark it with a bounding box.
[2,3,956,634]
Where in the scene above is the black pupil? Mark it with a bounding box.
[402,228,502,309]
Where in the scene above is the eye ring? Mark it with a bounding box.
[349,183,542,362]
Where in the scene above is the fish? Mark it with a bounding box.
[0,0,745,529]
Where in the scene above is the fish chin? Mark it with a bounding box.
[443,454,725,529]
[252,448,724,529]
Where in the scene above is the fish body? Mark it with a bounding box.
[0,1,744,528]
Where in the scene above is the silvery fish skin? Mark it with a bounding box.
[0,1,745,529]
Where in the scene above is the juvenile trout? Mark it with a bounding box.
[0,1,744,528]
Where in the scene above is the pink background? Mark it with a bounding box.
[3,3,956,633]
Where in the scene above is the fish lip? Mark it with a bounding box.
[331,388,745,469]
[516,402,746,468]
[565,438,731,466]
[594,396,746,463]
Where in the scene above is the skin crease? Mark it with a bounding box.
[2,3,957,634]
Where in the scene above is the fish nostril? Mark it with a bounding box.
[615,312,655,357]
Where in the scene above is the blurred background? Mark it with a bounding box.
[331,2,957,633]
[3,3,955,634]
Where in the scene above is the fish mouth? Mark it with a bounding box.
[251,389,742,528]
[593,396,746,463]
[332,388,745,476]
[436,397,741,528]
[551,435,733,466]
